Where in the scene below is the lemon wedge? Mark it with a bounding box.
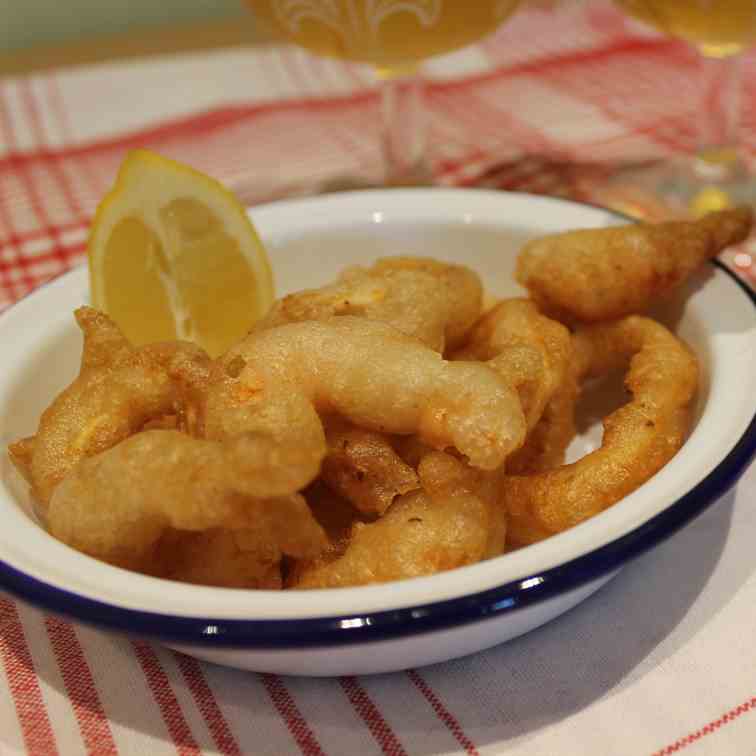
[88,150,274,357]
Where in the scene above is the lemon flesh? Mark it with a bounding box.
[89,150,274,357]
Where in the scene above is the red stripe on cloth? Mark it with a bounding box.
[132,641,200,756]
[0,85,69,271]
[19,80,88,222]
[0,598,59,756]
[45,74,105,198]
[45,617,117,754]
[0,218,87,248]
[406,670,479,756]
[174,653,242,756]
[652,696,756,755]
[275,48,375,174]
[340,677,408,756]
[260,673,325,756]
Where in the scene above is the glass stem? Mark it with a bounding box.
[379,67,431,185]
[694,51,745,182]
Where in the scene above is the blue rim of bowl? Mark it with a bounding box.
[0,205,754,648]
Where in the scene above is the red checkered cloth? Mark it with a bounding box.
[1,4,756,755]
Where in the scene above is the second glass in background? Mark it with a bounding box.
[613,0,756,218]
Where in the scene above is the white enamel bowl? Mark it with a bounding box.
[0,190,754,676]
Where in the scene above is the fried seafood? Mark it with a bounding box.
[454,299,573,432]
[9,210,713,590]
[155,529,283,589]
[254,256,483,352]
[47,430,327,572]
[502,316,698,548]
[7,435,35,484]
[321,419,419,516]
[203,317,527,484]
[253,257,483,515]
[288,452,505,589]
[505,360,580,475]
[28,308,211,509]
[516,207,752,322]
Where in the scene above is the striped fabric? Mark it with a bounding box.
[1,4,755,755]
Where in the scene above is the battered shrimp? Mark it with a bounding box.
[47,430,327,573]
[516,207,752,322]
[255,256,483,353]
[154,529,284,589]
[454,299,573,432]
[321,419,419,516]
[502,316,698,548]
[203,318,528,495]
[28,308,211,508]
[288,452,506,589]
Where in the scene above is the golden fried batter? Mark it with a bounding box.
[47,430,327,572]
[203,317,527,487]
[255,256,483,353]
[29,308,211,508]
[321,419,419,515]
[288,452,505,589]
[454,298,573,432]
[502,316,698,547]
[516,207,752,322]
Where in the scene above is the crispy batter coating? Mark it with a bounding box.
[28,308,211,508]
[506,358,580,474]
[288,452,506,589]
[155,529,283,589]
[203,317,527,491]
[7,436,35,484]
[47,430,327,572]
[254,257,482,513]
[502,316,698,547]
[516,207,752,322]
[321,418,419,515]
[255,256,483,353]
[454,298,573,432]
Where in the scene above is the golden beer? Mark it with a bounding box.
[247,0,519,69]
[617,0,756,57]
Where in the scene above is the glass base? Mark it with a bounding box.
[585,157,756,221]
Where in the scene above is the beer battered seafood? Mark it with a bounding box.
[503,316,698,548]
[516,207,751,322]
[9,206,749,589]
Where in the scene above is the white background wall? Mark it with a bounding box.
[2,0,247,52]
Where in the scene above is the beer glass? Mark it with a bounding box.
[614,0,756,216]
[246,1,520,186]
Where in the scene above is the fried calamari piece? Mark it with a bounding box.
[254,256,483,352]
[516,207,752,322]
[505,359,580,474]
[502,316,698,548]
[454,299,573,432]
[155,529,283,589]
[253,257,483,509]
[321,419,419,515]
[203,318,527,497]
[47,430,327,573]
[7,436,35,484]
[29,308,211,508]
[288,452,506,589]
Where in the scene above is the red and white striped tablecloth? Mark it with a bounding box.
[1,4,755,754]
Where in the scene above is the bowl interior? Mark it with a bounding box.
[0,189,753,622]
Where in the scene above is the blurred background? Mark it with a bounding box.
[2,0,247,53]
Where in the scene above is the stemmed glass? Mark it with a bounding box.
[610,0,756,218]
[245,1,521,187]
